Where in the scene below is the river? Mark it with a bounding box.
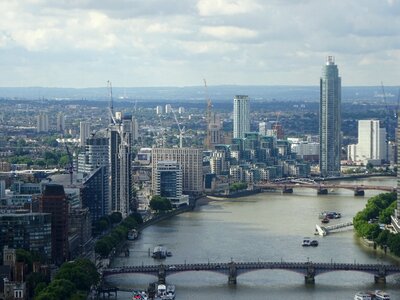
[106,177,400,299]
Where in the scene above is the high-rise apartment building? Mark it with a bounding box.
[208,113,224,148]
[156,106,163,115]
[56,112,65,133]
[78,137,110,221]
[131,116,139,141]
[110,113,133,218]
[36,113,49,133]
[233,95,250,139]
[152,148,203,194]
[319,56,341,177]
[79,121,91,147]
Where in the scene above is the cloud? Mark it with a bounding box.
[197,0,261,16]
[0,0,399,87]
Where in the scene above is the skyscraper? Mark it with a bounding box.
[233,95,250,139]
[110,112,133,218]
[319,56,341,177]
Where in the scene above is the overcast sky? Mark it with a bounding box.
[0,0,399,87]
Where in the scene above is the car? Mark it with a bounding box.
[168,265,177,270]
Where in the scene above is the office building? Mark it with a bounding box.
[36,113,49,133]
[319,56,341,177]
[153,161,188,207]
[0,212,52,261]
[233,95,250,139]
[79,121,91,147]
[152,148,203,194]
[110,113,133,218]
[39,184,69,265]
[208,113,224,148]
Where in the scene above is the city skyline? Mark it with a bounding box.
[0,1,399,88]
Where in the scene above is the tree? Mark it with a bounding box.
[109,212,122,224]
[95,239,112,257]
[150,195,172,211]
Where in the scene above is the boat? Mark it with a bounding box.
[132,290,148,300]
[354,292,372,300]
[156,284,167,299]
[302,237,311,246]
[374,290,390,300]
[152,246,167,259]
[321,217,329,224]
[310,240,319,247]
[319,211,341,219]
[128,229,139,240]
[165,285,176,300]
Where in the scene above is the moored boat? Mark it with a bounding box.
[354,291,372,300]
[152,246,167,259]
[374,290,390,300]
[128,229,139,240]
[302,237,311,246]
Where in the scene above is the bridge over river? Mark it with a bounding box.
[103,260,400,285]
[254,182,395,196]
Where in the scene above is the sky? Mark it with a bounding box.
[0,0,399,88]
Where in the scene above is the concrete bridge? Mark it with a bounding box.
[103,261,400,285]
[254,182,395,196]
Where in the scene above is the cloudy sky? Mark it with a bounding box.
[0,0,399,87]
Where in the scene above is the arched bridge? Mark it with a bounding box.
[103,261,400,285]
[254,182,395,196]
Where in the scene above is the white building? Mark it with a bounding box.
[165,104,172,114]
[178,107,185,114]
[131,116,139,141]
[79,121,91,147]
[233,95,250,139]
[347,120,387,165]
[156,106,163,115]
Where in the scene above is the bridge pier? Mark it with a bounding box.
[317,188,328,195]
[228,262,237,285]
[354,189,365,196]
[158,265,166,284]
[305,265,315,284]
[374,275,386,284]
[282,187,293,194]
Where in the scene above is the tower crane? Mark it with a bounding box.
[171,106,185,148]
[204,79,212,149]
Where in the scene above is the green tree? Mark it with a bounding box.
[95,239,112,257]
[109,212,122,224]
[150,195,172,211]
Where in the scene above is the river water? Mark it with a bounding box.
[106,177,400,299]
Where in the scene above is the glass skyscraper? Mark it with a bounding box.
[233,95,250,139]
[319,56,341,177]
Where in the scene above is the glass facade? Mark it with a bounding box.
[319,56,341,177]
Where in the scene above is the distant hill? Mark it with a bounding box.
[0,85,398,103]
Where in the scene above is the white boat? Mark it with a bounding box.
[302,237,311,246]
[354,292,372,300]
[165,285,176,300]
[128,229,139,240]
[152,246,167,259]
[374,290,390,300]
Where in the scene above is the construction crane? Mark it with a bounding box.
[204,79,212,149]
[171,106,184,148]
[107,80,115,125]
[381,82,390,163]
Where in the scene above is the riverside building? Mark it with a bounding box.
[319,56,341,177]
